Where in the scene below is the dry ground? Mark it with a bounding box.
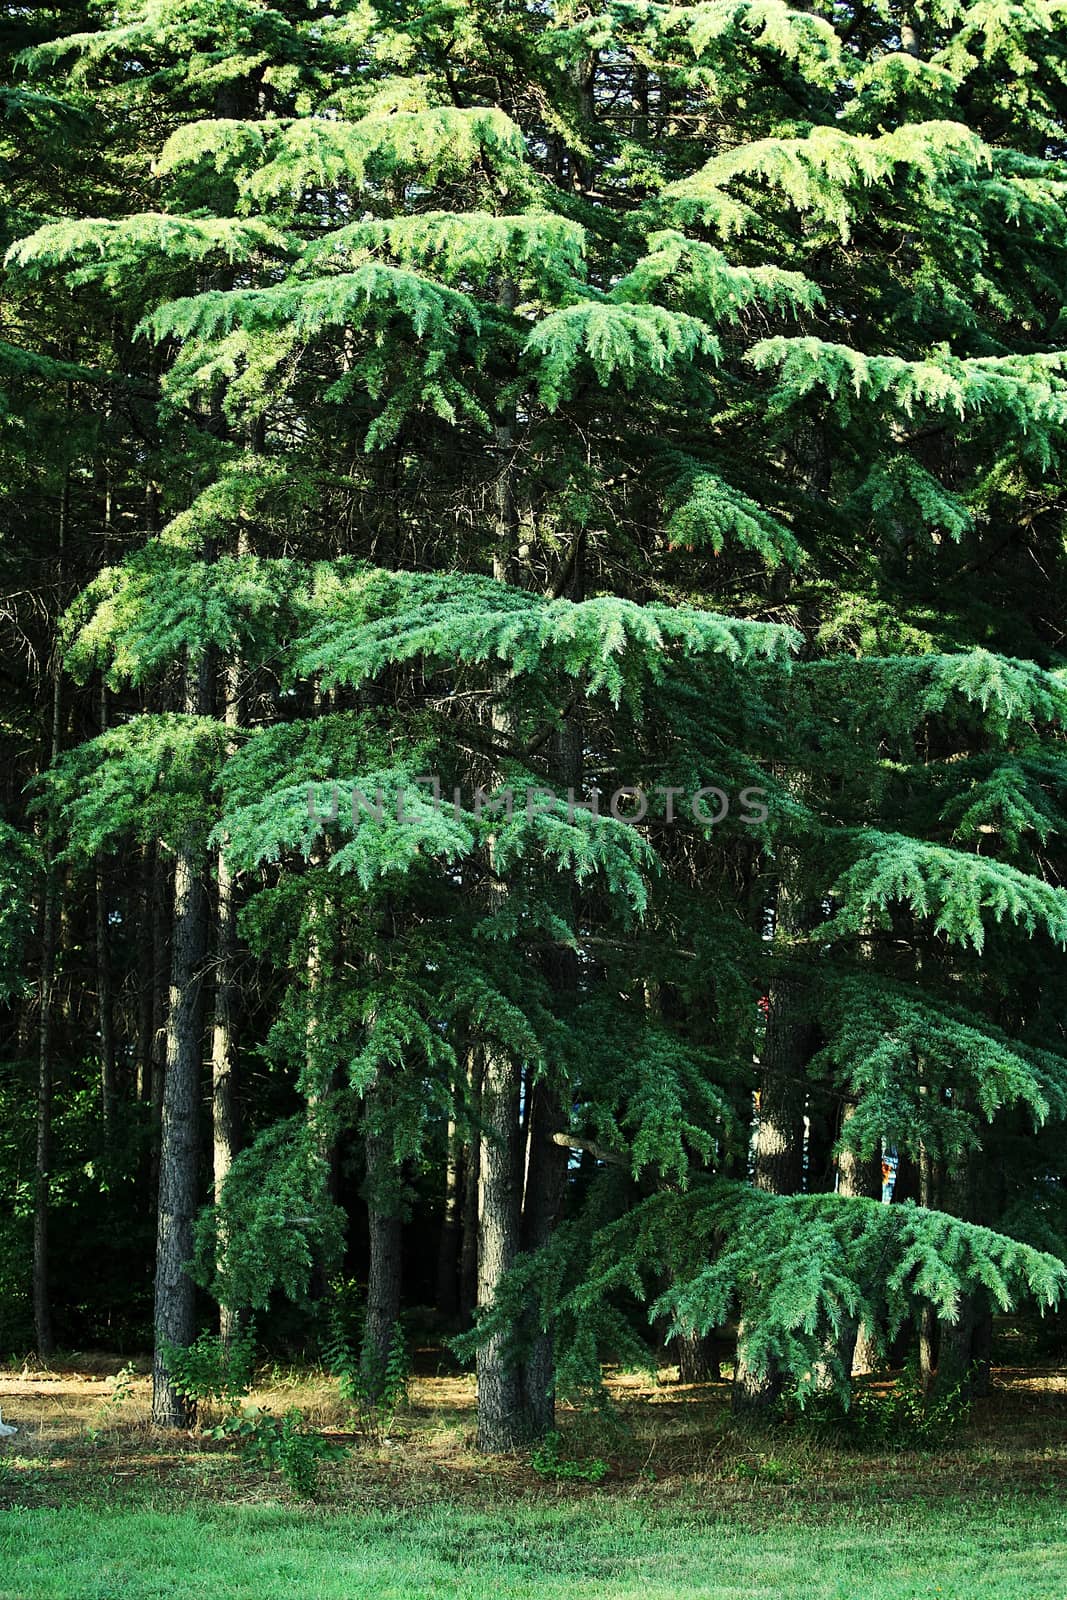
[1,1351,1066,1512]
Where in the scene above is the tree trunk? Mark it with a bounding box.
[435,1099,463,1323]
[211,648,242,1344]
[304,845,338,1304]
[152,661,210,1428]
[211,842,238,1345]
[136,846,156,1105]
[676,1330,715,1384]
[152,838,208,1425]
[734,860,814,1415]
[459,1113,481,1329]
[95,681,115,1137]
[513,611,582,1438]
[918,1144,940,1395]
[733,1332,785,1414]
[476,343,527,1452]
[95,854,115,1137]
[519,1074,570,1437]
[752,978,809,1199]
[804,1096,836,1194]
[852,1321,881,1378]
[148,844,170,1199]
[930,1143,979,1402]
[476,1044,524,1452]
[33,845,58,1361]
[828,1104,883,1385]
[934,1291,976,1401]
[361,1075,403,1397]
[971,1296,994,1397]
[893,1150,919,1204]
[33,462,68,1362]
[885,1149,921,1366]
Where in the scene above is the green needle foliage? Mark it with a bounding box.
[3,0,1067,1425]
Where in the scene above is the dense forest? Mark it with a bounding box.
[2,0,1067,1455]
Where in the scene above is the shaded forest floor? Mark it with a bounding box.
[1,1350,1066,1513]
[2,1356,1067,1598]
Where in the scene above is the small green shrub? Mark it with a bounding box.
[208,1406,347,1498]
[322,1278,408,1441]
[162,1322,256,1413]
[789,1365,972,1452]
[84,1361,138,1444]
[530,1431,610,1484]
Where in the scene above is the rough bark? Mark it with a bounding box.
[934,1289,976,1400]
[884,1150,922,1368]
[152,840,208,1426]
[211,648,242,1344]
[33,462,68,1361]
[136,846,156,1105]
[733,1331,784,1414]
[211,842,239,1346]
[930,1143,979,1402]
[519,1074,570,1437]
[476,334,528,1452]
[512,580,583,1439]
[734,860,814,1415]
[152,661,210,1428]
[459,1088,481,1329]
[95,681,115,1137]
[829,1104,884,1384]
[917,1144,940,1394]
[361,1072,403,1396]
[970,1297,994,1398]
[148,845,170,1198]
[476,1044,524,1452]
[435,1101,463,1323]
[804,1097,837,1194]
[676,1331,716,1384]
[901,13,923,57]
[94,854,115,1136]
[304,823,339,1304]
[752,974,810,1200]
[33,845,58,1361]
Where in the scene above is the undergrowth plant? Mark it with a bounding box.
[84,1361,138,1445]
[208,1406,347,1498]
[162,1323,256,1416]
[787,1364,973,1452]
[530,1431,610,1484]
[322,1278,408,1442]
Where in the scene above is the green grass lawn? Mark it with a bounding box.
[3,1358,1066,1599]
[1,1495,1065,1600]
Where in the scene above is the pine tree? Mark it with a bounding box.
[7,0,1067,1433]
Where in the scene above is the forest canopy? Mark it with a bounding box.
[1,0,1067,1448]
